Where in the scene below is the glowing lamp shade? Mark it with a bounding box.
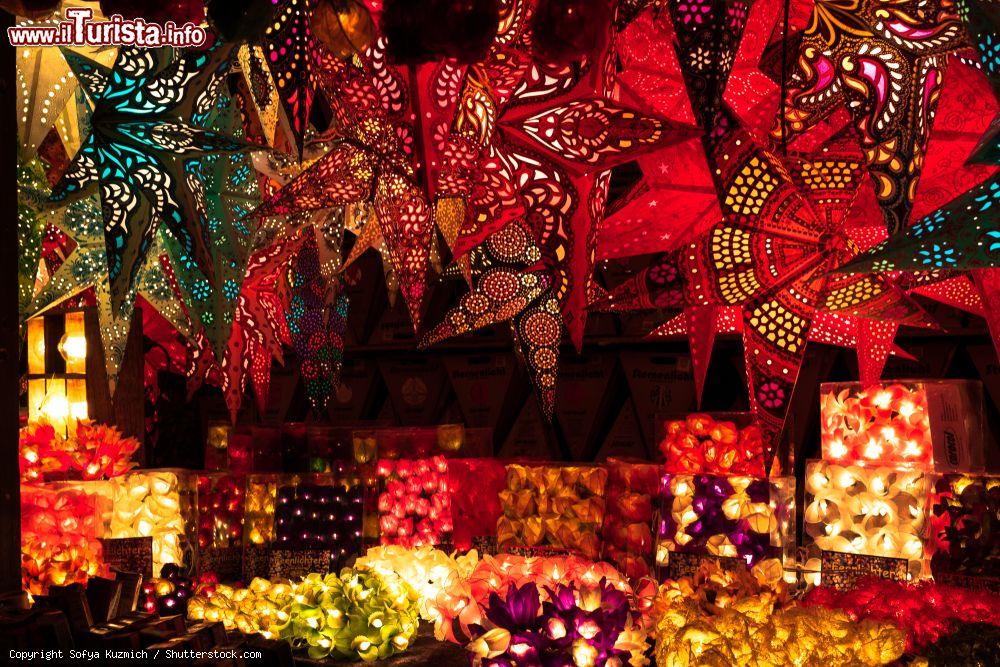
[27,317,45,375]
[26,311,90,437]
[58,311,87,372]
[803,459,932,582]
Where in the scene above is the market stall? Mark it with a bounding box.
[3,0,1000,665]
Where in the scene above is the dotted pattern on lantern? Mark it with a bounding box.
[518,98,670,170]
[263,0,318,154]
[423,269,550,346]
[50,43,248,312]
[676,124,936,451]
[724,156,778,215]
[823,275,885,312]
[285,232,349,412]
[17,159,48,314]
[746,299,808,355]
[512,291,562,419]
[27,195,149,390]
[669,0,751,126]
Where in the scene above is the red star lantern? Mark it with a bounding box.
[773,0,967,233]
[617,119,939,459]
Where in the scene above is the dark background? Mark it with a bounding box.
[147,248,1000,474]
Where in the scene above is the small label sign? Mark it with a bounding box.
[199,546,243,581]
[936,572,1000,593]
[820,551,909,589]
[242,544,270,581]
[662,551,745,581]
[268,549,331,580]
[99,537,154,579]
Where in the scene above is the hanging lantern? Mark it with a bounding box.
[530,0,611,64]
[26,310,90,438]
[312,0,375,58]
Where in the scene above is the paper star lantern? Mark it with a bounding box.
[162,93,261,361]
[187,231,303,419]
[640,122,937,458]
[253,40,436,329]
[590,252,686,312]
[14,3,118,159]
[907,56,999,219]
[234,43,283,148]
[774,0,967,233]
[27,197,189,394]
[840,2,1000,272]
[458,27,693,347]
[423,218,560,416]
[261,0,321,157]
[17,158,50,317]
[48,42,252,314]
[668,0,754,129]
[285,231,349,412]
[422,219,550,346]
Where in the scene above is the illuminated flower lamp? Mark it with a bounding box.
[188,577,295,636]
[21,484,108,595]
[655,473,796,574]
[424,552,636,644]
[274,568,420,660]
[653,561,906,665]
[821,383,933,466]
[928,474,1000,583]
[106,470,191,576]
[26,311,89,437]
[376,456,453,548]
[497,464,608,560]
[141,563,196,615]
[803,460,932,582]
[819,381,984,470]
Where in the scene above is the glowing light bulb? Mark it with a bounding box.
[58,333,87,363]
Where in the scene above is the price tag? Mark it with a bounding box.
[661,552,745,580]
[199,546,242,581]
[820,551,909,589]
[268,549,331,580]
[501,544,573,558]
[99,537,153,579]
[471,536,499,555]
[936,572,1000,593]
